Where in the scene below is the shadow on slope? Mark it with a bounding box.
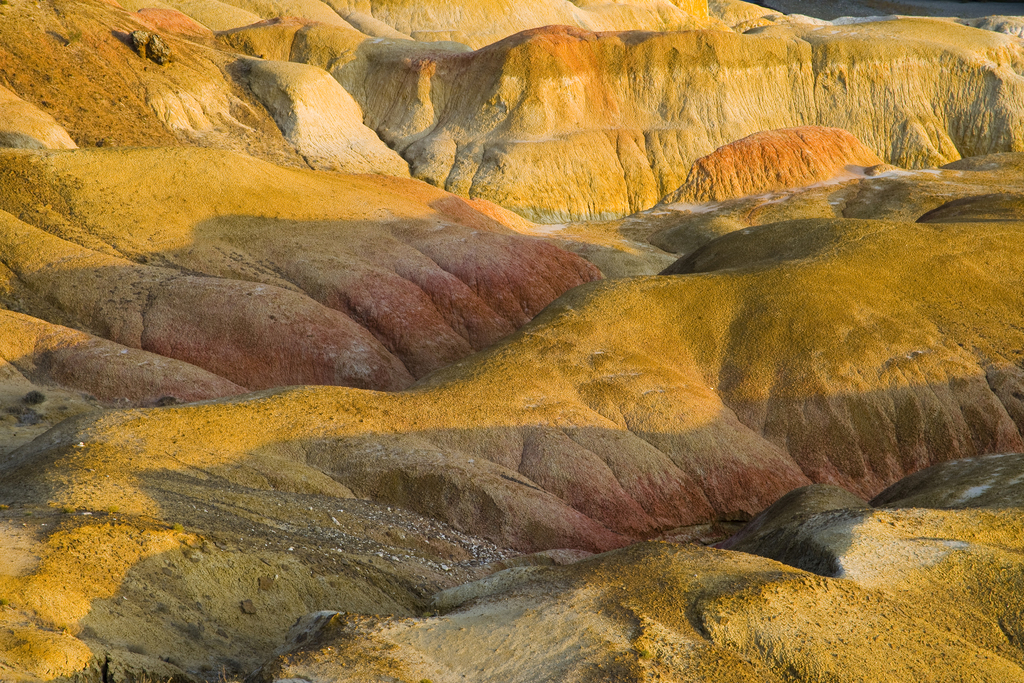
[0,147,601,392]
[5,215,1024,553]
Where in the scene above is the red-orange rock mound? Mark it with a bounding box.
[665,126,884,203]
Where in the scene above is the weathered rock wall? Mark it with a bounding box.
[251,0,713,48]
[343,19,1024,221]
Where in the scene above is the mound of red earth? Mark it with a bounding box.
[664,126,884,203]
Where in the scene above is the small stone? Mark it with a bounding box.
[129,30,150,58]
[147,33,171,65]
[22,391,45,405]
[258,575,274,591]
[240,599,256,614]
[129,29,171,65]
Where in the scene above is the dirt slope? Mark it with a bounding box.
[5,214,1024,561]
[257,455,1024,682]
[0,147,600,392]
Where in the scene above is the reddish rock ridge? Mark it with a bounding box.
[0,309,246,404]
[665,126,884,204]
[0,209,415,392]
[0,148,601,391]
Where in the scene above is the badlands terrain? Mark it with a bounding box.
[1,0,1024,679]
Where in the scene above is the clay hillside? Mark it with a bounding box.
[2,0,1024,680]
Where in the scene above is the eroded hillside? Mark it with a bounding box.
[2,0,1024,680]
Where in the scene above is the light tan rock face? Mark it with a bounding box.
[153,0,264,30]
[225,0,714,49]
[664,126,883,203]
[0,147,599,390]
[349,19,1024,221]
[243,58,410,175]
[217,15,328,59]
[216,0,357,28]
[707,0,782,29]
[958,15,1024,38]
[0,86,77,151]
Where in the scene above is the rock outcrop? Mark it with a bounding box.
[664,126,883,204]
[243,58,411,175]
[344,19,1024,221]
[130,30,173,64]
